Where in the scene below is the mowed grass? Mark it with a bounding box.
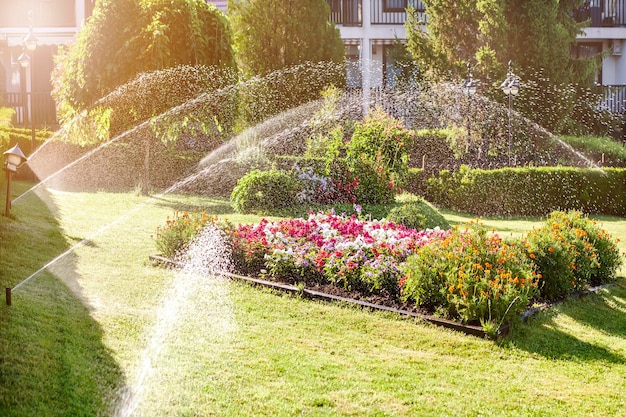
[1,182,626,416]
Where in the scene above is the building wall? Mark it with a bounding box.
[579,26,626,85]
[0,0,92,125]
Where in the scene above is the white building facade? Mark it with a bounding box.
[330,0,626,113]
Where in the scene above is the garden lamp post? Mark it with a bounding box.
[17,10,38,160]
[3,143,28,217]
[461,63,477,141]
[500,61,520,166]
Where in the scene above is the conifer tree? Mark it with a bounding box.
[228,0,345,77]
[405,0,600,133]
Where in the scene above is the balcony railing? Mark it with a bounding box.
[328,0,624,27]
[2,92,58,128]
[328,0,426,26]
[599,85,626,114]
[328,0,363,26]
[371,0,426,25]
[574,0,626,27]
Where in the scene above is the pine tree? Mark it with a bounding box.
[228,0,345,77]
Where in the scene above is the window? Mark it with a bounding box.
[346,45,362,88]
[383,0,407,13]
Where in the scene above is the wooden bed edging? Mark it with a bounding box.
[149,254,496,338]
[149,254,614,339]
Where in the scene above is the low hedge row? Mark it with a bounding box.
[405,166,626,217]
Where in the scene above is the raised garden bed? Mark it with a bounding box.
[150,253,613,339]
[149,254,505,338]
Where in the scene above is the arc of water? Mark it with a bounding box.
[13,83,237,204]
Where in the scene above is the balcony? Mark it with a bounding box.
[328,0,426,26]
[371,0,426,25]
[328,0,362,26]
[574,1,626,27]
[600,85,626,114]
[328,1,624,28]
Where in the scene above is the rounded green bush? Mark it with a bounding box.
[387,198,450,230]
[524,210,623,300]
[230,169,300,214]
[344,108,413,204]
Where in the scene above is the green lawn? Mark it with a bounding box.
[1,182,626,416]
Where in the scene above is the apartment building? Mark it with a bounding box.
[1,0,624,128]
[576,0,626,112]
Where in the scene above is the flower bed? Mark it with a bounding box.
[217,212,539,335]
[155,208,622,337]
[224,211,448,295]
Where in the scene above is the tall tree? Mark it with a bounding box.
[405,0,508,80]
[52,0,236,122]
[405,0,600,134]
[406,0,593,84]
[228,0,345,77]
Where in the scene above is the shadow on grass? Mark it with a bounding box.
[0,276,125,416]
[505,282,626,364]
[0,182,126,416]
[149,194,234,215]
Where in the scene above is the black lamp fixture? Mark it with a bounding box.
[3,143,28,217]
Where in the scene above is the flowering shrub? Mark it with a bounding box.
[399,220,538,326]
[344,108,414,204]
[153,210,217,259]
[524,210,622,300]
[223,211,448,295]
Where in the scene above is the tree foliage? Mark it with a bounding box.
[52,0,236,124]
[405,0,604,134]
[228,0,345,77]
[406,0,594,84]
[406,0,508,80]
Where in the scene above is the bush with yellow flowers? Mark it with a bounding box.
[524,210,622,300]
[399,220,538,328]
[153,210,217,259]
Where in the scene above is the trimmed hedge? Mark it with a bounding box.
[421,166,626,216]
[230,169,301,214]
